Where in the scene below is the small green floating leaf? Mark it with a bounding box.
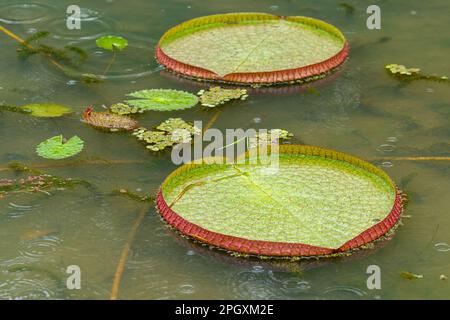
[125,89,199,111]
[20,103,72,118]
[36,135,84,160]
[400,271,423,280]
[95,35,128,51]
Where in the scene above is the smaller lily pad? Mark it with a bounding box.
[96,35,128,51]
[36,135,84,160]
[125,89,199,111]
[20,103,72,118]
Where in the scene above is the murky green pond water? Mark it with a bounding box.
[1,0,449,299]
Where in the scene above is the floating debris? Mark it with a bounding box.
[36,135,84,160]
[248,129,293,148]
[132,118,201,151]
[400,271,424,280]
[109,103,141,115]
[386,64,449,82]
[198,86,248,107]
[83,106,138,131]
[125,89,199,111]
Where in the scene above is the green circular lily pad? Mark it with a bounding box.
[156,13,349,85]
[96,35,128,51]
[125,89,199,111]
[157,145,402,257]
[36,135,84,160]
[20,103,72,117]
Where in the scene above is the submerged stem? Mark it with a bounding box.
[102,48,117,75]
[110,203,149,300]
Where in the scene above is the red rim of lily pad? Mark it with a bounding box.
[156,145,403,258]
[156,13,349,85]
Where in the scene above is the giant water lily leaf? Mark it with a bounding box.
[36,135,84,160]
[157,13,348,84]
[95,35,128,51]
[125,89,199,111]
[158,145,401,257]
[20,103,72,117]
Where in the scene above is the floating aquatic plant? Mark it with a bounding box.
[82,106,139,131]
[386,64,421,76]
[20,103,72,117]
[198,87,248,107]
[132,118,201,151]
[125,89,199,111]
[17,31,86,67]
[109,103,141,115]
[96,35,128,75]
[156,117,201,136]
[0,26,101,83]
[36,135,84,160]
[385,64,449,82]
[248,129,293,148]
[0,174,88,199]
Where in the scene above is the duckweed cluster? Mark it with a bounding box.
[198,87,248,107]
[133,118,201,151]
[385,63,449,82]
[385,64,420,76]
[248,129,293,148]
[109,103,141,115]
